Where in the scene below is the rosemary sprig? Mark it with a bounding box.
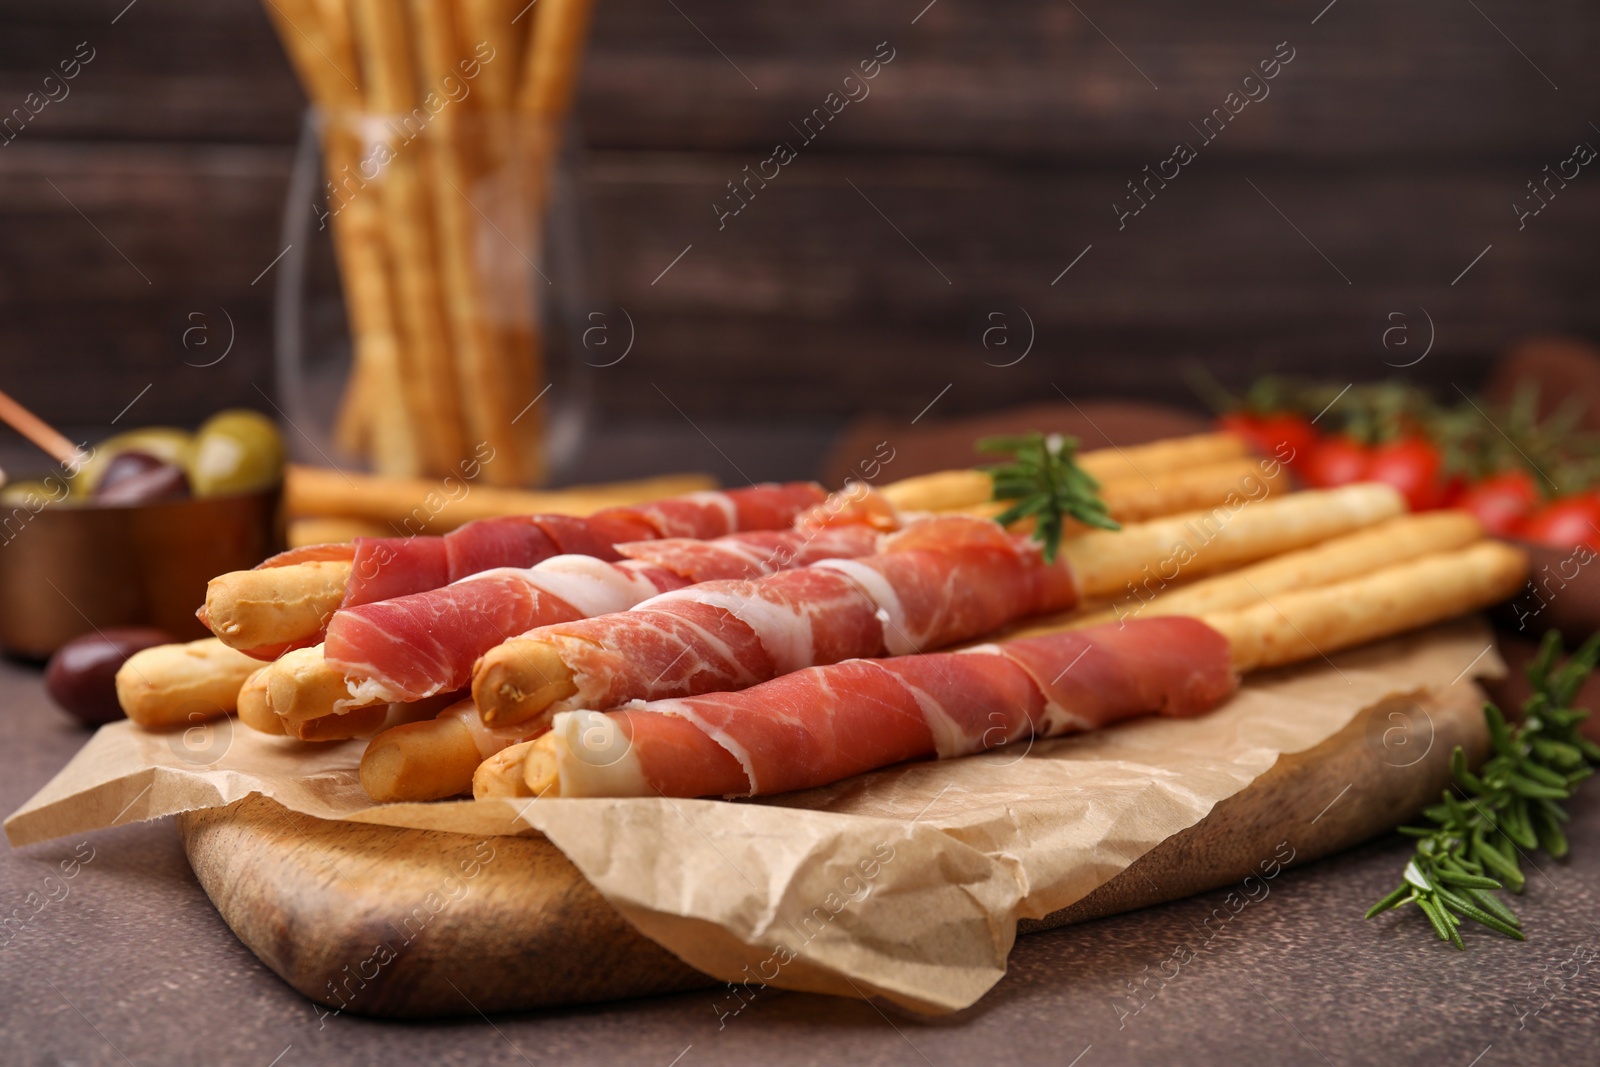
[977,433,1120,563]
[1366,630,1600,947]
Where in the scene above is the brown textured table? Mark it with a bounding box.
[4,647,1599,1067]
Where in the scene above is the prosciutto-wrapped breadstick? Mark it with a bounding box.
[472,484,1401,726]
[246,524,882,741]
[326,524,881,707]
[201,481,829,657]
[495,540,1527,800]
[473,516,1079,727]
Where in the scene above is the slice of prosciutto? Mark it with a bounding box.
[325,524,880,704]
[522,516,1080,715]
[540,616,1238,798]
[338,481,826,608]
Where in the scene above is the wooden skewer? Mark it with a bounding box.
[0,386,82,469]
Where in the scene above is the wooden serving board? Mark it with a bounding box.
[177,686,1487,1018]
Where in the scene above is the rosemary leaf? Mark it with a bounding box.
[976,432,1120,563]
[1365,630,1600,946]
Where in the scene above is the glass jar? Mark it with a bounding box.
[273,107,594,487]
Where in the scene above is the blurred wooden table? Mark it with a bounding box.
[4,645,1598,1067]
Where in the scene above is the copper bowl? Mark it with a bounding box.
[0,488,283,659]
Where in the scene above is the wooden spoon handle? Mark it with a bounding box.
[0,386,80,467]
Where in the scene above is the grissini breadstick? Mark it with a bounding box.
[351,0,466,475]
[512,541,1527,800]
[248,643,442,741]
[261,0,420,474]
[202,561,352,653]
[1025,510,1485,637]
[462,0,548,485]
[292,703,390,742]
[322,125,421,474]
[251,644,440,741]
[260,645,371,727]
[879,431,1250,513]
[468,0,525,108]
[959,456,1287,528]
[361,699,538,802]
[262,0,354,107]
[207,482,827,653]
[234,667,282,736]
[472,515,1081,727]
[314,0,364,94]
[288,517,392,548]
[114,639,264,729]
[517,0,595,117]
[1092,456,1287,525]
[1059,482,1404,600]
[410,0,519,479]
[1207,540,1528,673]
[472,485,1401,727]
[284,465,716,529]
[279,524,882,743]
[258,450,1248,650]
[473,741,534,797]
[288,694,449,743]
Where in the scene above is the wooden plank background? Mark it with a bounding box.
[0,0,1596,432]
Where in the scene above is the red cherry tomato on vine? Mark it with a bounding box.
[1366,437,1448,511]
[1515,495,1600,549]
[1454,471,1539,536]
[1302,436,1372,489]
[1218,412,1318,467]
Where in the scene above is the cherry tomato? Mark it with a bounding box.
[1302,436,1372,489]
[1515,495,1600,549]
[1454,471,1539,536]
[1366,437,1447,511]
[1218,412,1318,467]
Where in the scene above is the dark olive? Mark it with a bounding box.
[94,460,191,505]
[95,450,167,496]
[45,627,171,727]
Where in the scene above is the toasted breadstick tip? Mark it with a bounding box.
[203,561,352,651]
[264,645,358,725]
[473,740,540,799]
[361,714,484,803]
[115,638,262,729]
[472,639,577,725]
[234,667,283,735]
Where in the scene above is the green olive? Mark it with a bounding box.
[188,409,285,497]
[72,427,194,494]
[0,479,70,508]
